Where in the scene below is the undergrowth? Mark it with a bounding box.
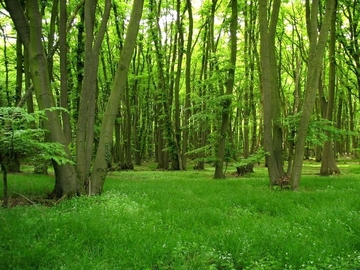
[0,162,359,269]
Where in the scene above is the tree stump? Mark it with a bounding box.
[236,163,254,176]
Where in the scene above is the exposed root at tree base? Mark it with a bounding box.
[1,194,66,208]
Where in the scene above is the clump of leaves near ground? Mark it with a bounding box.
[0,107,72,207]
[234,148,267,176]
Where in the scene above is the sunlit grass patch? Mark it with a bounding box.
[1,161,360,269]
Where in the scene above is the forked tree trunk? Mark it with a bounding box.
[5,0,79,198]
[76,0,111,190]
[291,0,336,189]
[90,0,144,194]
[259,0,284,186]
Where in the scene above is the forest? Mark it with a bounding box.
[1,0,360,269]
[0,0,359,198]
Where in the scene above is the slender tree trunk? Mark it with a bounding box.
[74,7,84,124]
[181,0,193,170]
[320,2,340,175]
[174,0,184,169]
[0,26,10,106]
[148,0,180,170]
[1,164,9,208]
[7,33,24,172]
[291,0,336,189]
[132,46,142,166]
[90,0,144,194]
[60,0,72,145]
[76,0,111,190]
[124,86,134,169]
[214,0,237,178]
[259,0,284,186]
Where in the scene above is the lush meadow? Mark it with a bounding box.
[0,161,360,269]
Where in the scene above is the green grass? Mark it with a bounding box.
[0,162,360,269]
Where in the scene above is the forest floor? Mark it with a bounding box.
[0,159,360,269]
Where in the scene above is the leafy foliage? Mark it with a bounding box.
[283,112,355,146]
[0,107,73,168]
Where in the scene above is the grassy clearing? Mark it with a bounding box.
[0,162,360,269]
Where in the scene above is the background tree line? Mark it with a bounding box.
[0,0,359,196]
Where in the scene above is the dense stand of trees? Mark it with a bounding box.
[0,0,359,196]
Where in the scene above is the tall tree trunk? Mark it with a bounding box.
[90,0,144,194]
[76,0,111,190]
[7,33,24,173]
[149,0,180,170]
[291,0,336,190]
[123,86,134,169]
[174,0,184,169]
[195,17,210,170]
[0,26,10,106]
[181,0,193,170]
[259,0,284,186]
[214,0,237,178]
[59,0,72,145]
[320,1,340,176]
[1,164,9,208]
[5,0,79,198]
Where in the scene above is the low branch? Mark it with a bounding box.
[16,85,33,108]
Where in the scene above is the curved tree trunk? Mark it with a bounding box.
[90,0,144,194]
[291,0,336,189]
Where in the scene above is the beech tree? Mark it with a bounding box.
[76,0,111,192]
[319,1,340,176]
[290,0,336,189]
[89,0,144,194]
[5,0,79,197]
[259,0,284,186]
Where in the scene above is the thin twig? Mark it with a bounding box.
[14,192,36,205]
[54,194,67,205]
